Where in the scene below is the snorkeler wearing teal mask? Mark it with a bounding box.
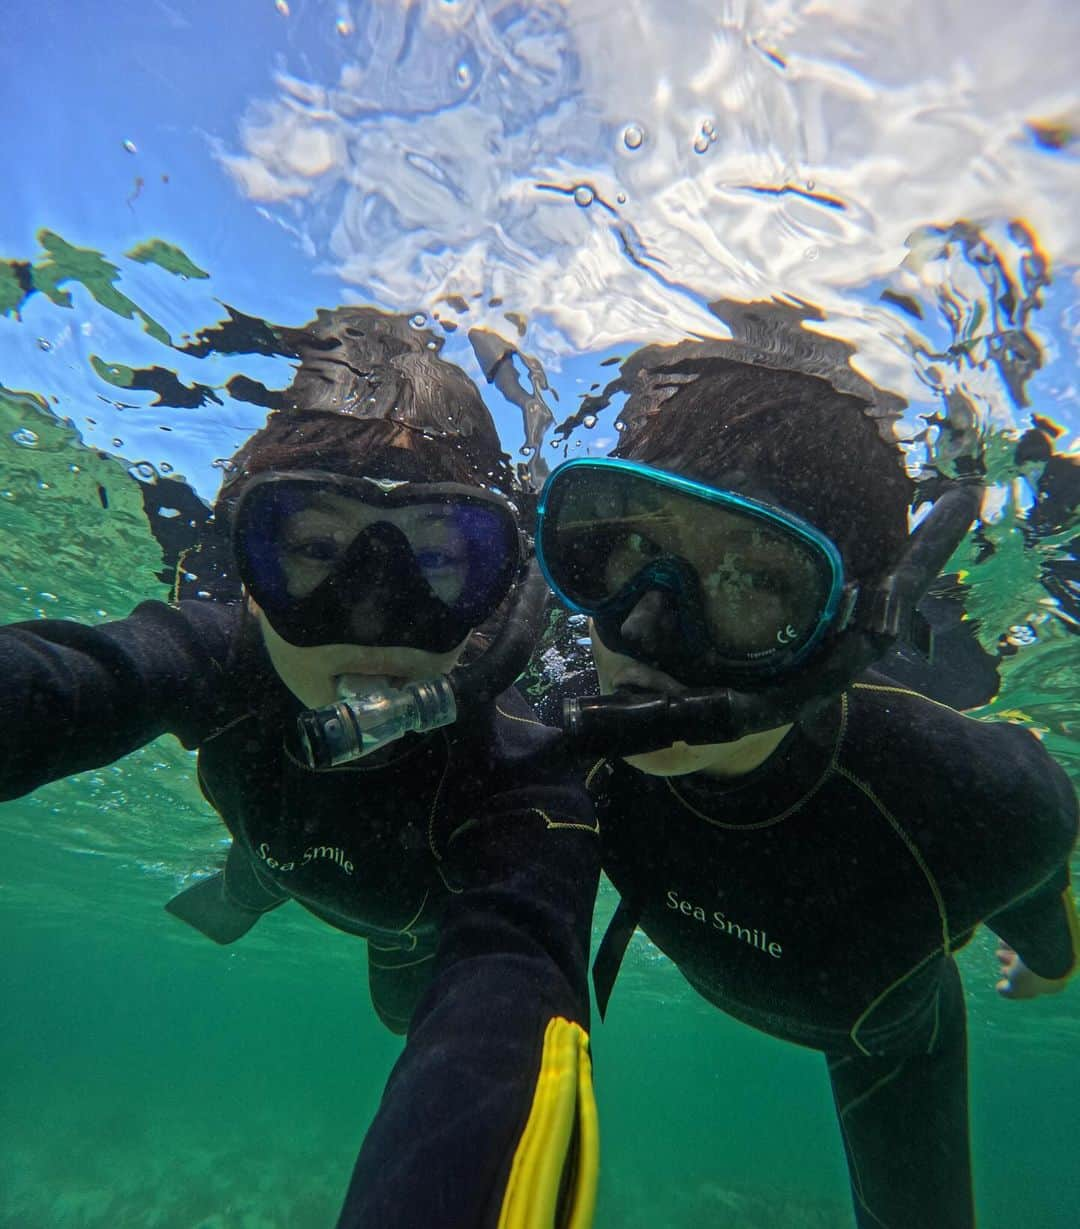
[537,351,1079,1229]
[0,309,600,1229]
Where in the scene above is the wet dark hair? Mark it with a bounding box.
[612,355,914,588]
[215,307,515,518]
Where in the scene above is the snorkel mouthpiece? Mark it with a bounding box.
[563,688,792,757]
[297,676,457,770]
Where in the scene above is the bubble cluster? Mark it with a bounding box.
[692,118,718,154]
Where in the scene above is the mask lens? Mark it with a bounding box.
[234,476,519,648]
[539,463,840,671]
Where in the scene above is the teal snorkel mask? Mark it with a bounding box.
[536,459,982,755]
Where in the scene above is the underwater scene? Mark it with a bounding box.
[2,2,1079,1227]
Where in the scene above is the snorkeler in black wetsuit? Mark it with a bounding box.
[0,309,600,1229]
[535,351,1079,1229]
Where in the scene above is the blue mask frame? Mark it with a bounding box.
[536,457,848,680]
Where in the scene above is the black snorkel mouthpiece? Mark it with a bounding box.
[562,481,982,758]
[296,560,549,769]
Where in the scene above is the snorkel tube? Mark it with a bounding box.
[296,560,549,769]
[562,481,983,757]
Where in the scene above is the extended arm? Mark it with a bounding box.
[0,600,239,799]
[336,766,600,1229]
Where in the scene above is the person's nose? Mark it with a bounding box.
[618,588,679,658]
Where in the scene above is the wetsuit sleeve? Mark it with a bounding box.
[336,747,600,1229]
[985,869,1080,980]
[981,735,1080,980]
[0,600,238,800]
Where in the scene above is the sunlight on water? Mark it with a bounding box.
[1,1,1078,1227]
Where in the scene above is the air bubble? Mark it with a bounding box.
[701,119,715,137]
[133,462,156,480]
[335,17,354,37]
[616,192,627,204]
[112,437,124,447]
[37,337,52,352]
[275,0,290,14]
[123,139,137,155]
[614,420,627,432]
[160,461,173,474]
[804,245,821,262]
[622,123,645,151]
[409,313,427,329]
[11,428,39,448]
[693,134,710,155]
[573,185,595,208]
[520,444,534,457]
[583,414,598,429]
[806,179,816,191]
[455,61,472,88]
[38,592,59,603]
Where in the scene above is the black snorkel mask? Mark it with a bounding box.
[231,470,546,768]
[536,459,982,757]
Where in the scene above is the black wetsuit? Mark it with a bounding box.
[588,676,1079,1229]
[0,599,600,1229]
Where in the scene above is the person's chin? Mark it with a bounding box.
[623,741,712,777]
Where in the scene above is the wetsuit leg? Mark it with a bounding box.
[366,942,437,1035]
[825,960,974,1229]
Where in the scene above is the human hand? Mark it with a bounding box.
[995,944,1068,1000]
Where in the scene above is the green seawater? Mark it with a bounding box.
[4,878,1080,1228]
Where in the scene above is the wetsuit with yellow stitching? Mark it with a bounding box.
[0,600,601,1229]
[590,674,1079,1229]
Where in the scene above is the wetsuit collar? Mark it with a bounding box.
[631,692,844,829]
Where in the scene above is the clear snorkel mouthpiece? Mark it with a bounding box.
[297,675,458,770]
